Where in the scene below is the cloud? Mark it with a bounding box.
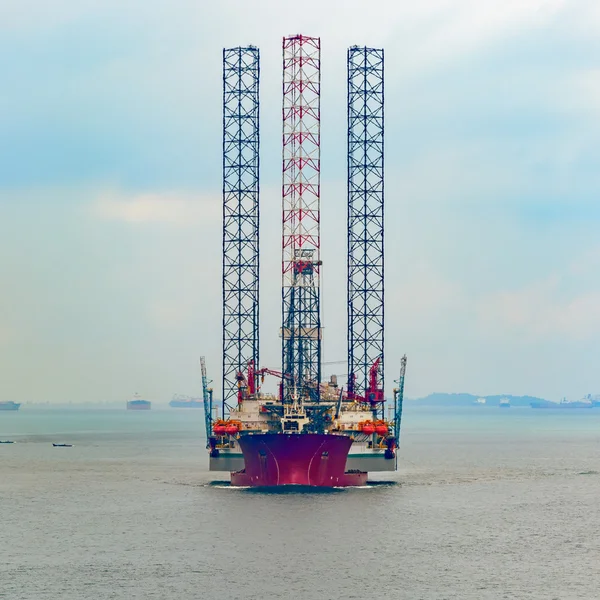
[570,245,600,275]
[477,260,600,342]
[90,190,220,226]
[1,1,600,401]
[386,0,566,77]
[389,260,466,326]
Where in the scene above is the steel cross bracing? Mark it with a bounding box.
[347,47,384,409]
[222,46,260,416]
[281,35,322,402]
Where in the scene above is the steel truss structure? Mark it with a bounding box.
[281,35,322,402]
[222,46,260,415]
[347,47,384,408]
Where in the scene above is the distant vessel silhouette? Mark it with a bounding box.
[169,394,202,408]
[127,393,151,410]
[582,394,600,407]
[531,397,593,409]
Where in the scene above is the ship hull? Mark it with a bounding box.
[531,402,592,409]
[126,402,151,410]
[0,403,20,411]
[230,433,367,487]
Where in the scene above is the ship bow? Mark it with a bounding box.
[232,433,354,487]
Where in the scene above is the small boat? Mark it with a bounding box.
[0,440,15,444]
[52,443,73,447]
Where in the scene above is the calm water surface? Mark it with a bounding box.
[1,406,599,599]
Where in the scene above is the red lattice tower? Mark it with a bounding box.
[281,35,322,402]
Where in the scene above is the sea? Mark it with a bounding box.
[1,405,599,600]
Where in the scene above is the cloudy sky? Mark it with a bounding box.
[1,0,598,403]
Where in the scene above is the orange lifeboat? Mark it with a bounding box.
[213,419,238,436]
[213,424,227,436]
[374,423,389,436]
[360,421,375,435]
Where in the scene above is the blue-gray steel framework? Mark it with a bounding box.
[222,46,260,415]
[347,46,384,408]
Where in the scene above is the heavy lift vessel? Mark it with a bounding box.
[206,357,407,486]
[204,37,407,486]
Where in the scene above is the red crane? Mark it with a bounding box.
[236,361,295,403]
[347,357,384,406]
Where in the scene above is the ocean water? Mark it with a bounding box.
[1,405,599,599]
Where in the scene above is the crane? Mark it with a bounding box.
[393,355,408,447]
[234,360,296,403]
[200,356,213,448]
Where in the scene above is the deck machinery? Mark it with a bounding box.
[205,36,407,486]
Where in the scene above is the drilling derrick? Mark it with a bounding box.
[222,47,260,417]
[281,35,321,403]
[347,47,385,418]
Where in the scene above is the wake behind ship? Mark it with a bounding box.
[0,401,20,411]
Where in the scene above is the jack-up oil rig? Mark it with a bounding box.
[202,36,407,486]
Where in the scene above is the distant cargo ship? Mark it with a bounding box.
[127,394,151,410]
[0,401,20,411]
[499,398,510,408]
[169,394,203,408]
[531,398,592,409]
[582,394,600,407]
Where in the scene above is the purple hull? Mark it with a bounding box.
[230,433,367,487]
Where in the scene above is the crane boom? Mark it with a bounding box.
[200,356,213,448]
[393,355,408,445]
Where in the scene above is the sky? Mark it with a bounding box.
[0,0,599,403]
